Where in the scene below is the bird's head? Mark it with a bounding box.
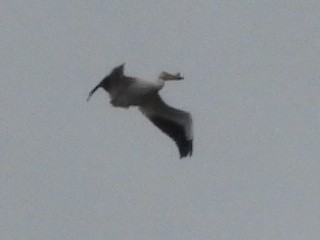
[87,63,125,101]
[159,72,184,81]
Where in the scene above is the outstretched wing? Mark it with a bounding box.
[139,93,193,158]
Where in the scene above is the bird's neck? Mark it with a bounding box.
[156,78,165,89]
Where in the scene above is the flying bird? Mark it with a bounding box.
[87,64,193,158]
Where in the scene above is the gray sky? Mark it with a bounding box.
[2,0,320,239]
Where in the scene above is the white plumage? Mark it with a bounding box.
[87,64,193,158]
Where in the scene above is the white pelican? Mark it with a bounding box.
[87,64,193,158]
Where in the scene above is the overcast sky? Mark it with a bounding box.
[2,1,320,239]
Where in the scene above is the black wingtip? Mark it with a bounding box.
[148,116,193,159]
[179,140,193,159]
[87,84,101,102]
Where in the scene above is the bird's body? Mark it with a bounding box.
[111,77,164,108]
[87,64,193,158]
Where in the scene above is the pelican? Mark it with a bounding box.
[87,64,193,158]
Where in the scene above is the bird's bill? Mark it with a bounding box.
[86,84,100,101]
[163,72,184,81]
